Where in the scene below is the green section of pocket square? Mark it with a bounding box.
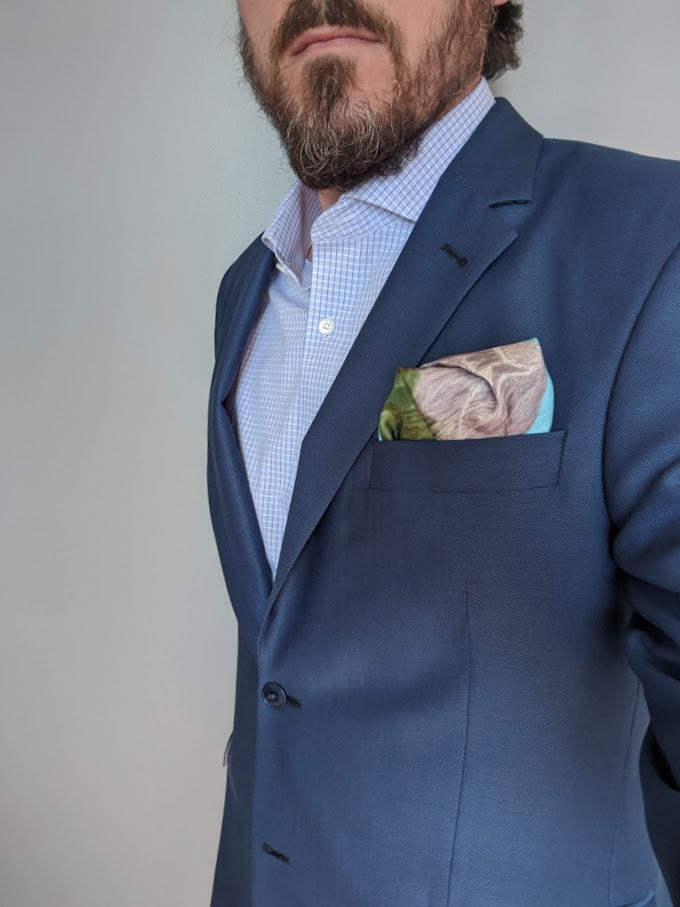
[378,368,433,441]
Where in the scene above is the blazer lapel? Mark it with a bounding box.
[209,242,276,653]
[212,242,276,401]
[268,99,542,609]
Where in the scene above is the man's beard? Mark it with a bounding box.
[237,0,489,192]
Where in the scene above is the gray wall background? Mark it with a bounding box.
[1,1,678,905]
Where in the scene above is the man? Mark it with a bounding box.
[207,0,680,904]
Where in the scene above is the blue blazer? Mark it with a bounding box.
[207,98,680,907]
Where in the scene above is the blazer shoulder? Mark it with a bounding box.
[539,136,680,208]
[535,136,680,253]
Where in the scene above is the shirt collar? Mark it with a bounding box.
[262,77,495,282]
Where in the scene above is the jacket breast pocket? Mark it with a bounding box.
[368,429,567,493]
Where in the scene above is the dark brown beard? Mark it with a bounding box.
[238,0,488,192]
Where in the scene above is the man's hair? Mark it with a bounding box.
[483,1,523,81]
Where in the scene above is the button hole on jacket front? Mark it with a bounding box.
[441,243,468,267]
[262,842,290,864]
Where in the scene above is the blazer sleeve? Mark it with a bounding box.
[604,240,680,905]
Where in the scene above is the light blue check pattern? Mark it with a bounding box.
[227,78,495,577]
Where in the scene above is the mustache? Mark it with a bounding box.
[271,0,400,60]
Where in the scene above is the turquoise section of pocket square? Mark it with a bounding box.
[526,370,554,434]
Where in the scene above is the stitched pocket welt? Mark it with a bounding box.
[369,429,567,493]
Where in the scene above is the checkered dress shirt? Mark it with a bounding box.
[228,77,495,576]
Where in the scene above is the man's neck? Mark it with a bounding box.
[318,187,343,212]
[309,188,342,258]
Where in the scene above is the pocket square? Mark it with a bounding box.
[378,338,554,441]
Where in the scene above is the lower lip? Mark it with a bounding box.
[294,36,379,58]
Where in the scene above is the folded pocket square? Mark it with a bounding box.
[378,338,554,441]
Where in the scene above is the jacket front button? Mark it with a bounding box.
[261,682,287,709]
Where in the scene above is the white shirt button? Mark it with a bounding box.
[318,317,335,335]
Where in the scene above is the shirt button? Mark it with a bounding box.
[318,317,335,335]
[261,682,287,710]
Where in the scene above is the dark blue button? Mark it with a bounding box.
[261,682,287,709]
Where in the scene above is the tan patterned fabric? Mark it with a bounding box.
[378,338,551,441]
